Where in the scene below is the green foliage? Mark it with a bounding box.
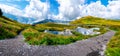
[106,47,120,56]
[70,16,120,56]
[21,16,108,45]
[101,22,120,56]
[22,27,91,45]
[22,27,106,45]
[70,16,120,26]
[0,27,15,39]
[37,37,77,45]
[35,22,76,31]
[0,16,29,39]
[105,26,120,56]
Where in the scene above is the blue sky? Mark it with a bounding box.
[0,1,29,9]
[0,0,109,14]
[0,0,120,24]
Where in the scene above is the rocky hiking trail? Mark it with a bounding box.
[0,31,115,56]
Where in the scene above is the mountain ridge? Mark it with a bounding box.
[33,19,71,25]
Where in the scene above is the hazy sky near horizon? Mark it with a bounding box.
[0,0,120,23]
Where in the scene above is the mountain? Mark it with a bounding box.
[33,19,71,25]
[33,19,55,24]
[70,16,120,26]
[3,13,71,25]
[3,13,35,24]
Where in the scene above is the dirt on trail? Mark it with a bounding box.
[0,31,115,56]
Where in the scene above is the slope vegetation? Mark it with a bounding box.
[0,16,29,39]
[71,16,120,56]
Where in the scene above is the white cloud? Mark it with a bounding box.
[0,4,23,16]
[52,0,85,21]
[82,1,109,17]
[0,0,50,24]
[82,0,120,19]
[107,0,120,19]
[54,0,120,21]
[24,0,50,22]
[0,0,120,24]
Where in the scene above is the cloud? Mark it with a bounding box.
[0,0,120,24]
[0,4,23,16]
[81,1,109,17]
[24,0,50,22]
[53,0,120,21]
[0,0,50,24]
[51,0,85,21]
[107,0,120,19]
[82,0,120,19]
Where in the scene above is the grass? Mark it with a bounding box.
[0,27,16,39]
[20,16,108,45]
[22,27,84,45]
[22,24,107,45]
[106,47,120,56]
[0,16,30,39]
[34,22,76,31]
[105,29,120,56]
[70,16,120,56]
[70,16,120,26]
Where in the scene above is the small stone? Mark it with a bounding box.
[0,52,2,54]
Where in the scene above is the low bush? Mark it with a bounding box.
[105,27,120,56]
[106,47,120,56]
[0,27,16,39]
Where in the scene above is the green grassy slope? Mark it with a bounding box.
[71,16,120,26]
[70,16,120,56]
[22,23,85,45]
[34,22,76,31]
[0,16,29,39]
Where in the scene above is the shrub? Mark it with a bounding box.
[0,27,16,39]
[0,9,3,16]
[106,47,120,56]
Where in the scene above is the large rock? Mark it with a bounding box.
[59,29,73,35]
[76,27,100,35]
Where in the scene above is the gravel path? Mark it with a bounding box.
[0,31,115,56]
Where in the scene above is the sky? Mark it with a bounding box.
[0,0,120,24]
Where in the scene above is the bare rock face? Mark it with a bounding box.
[63,29,73,35]
[76,27,100,35]
[58,29,73,36]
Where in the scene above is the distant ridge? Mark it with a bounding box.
[33,19,71,25]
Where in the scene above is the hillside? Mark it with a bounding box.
[71,16,120,56]
[34,22,76,31]
[71,16,120,26]
[0,16,29,39]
